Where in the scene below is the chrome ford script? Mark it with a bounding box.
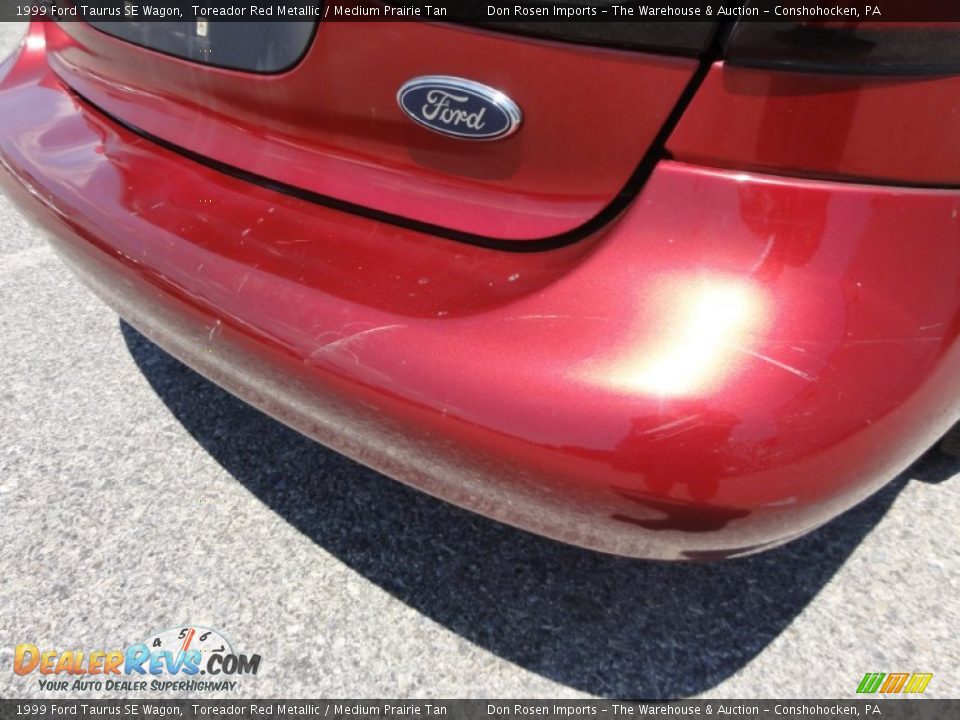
[397,76,522,141]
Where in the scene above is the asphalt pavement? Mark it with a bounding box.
[1,21,958,699]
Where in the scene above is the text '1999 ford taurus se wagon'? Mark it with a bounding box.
[2,6,960,559]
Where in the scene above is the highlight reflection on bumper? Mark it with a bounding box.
[4,31,960,559]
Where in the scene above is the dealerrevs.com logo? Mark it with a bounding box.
[13,626,261,693]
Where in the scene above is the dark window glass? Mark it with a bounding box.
[87,20,318,73]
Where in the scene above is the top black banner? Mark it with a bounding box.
[3,1,960,23]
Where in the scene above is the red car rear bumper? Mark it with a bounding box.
[4,30,960,559]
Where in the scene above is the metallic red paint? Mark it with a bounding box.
[4,27,960,559]
[668,61,960,186]
[45,20,695,241]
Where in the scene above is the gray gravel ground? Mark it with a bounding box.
[1,21,958,700]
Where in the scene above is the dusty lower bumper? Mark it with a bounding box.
[4,29,960,559]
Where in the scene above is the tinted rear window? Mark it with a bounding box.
[87,21,318,73]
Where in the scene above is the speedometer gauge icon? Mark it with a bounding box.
[140,626,233,673]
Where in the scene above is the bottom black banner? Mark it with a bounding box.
[0,700,954,720]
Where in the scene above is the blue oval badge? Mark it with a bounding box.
[397,76,522,141]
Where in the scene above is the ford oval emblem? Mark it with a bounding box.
[397,76,522,141]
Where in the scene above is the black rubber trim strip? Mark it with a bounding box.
[66,39,725,254]
[674,157,960,192]
[725,58,960,77]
